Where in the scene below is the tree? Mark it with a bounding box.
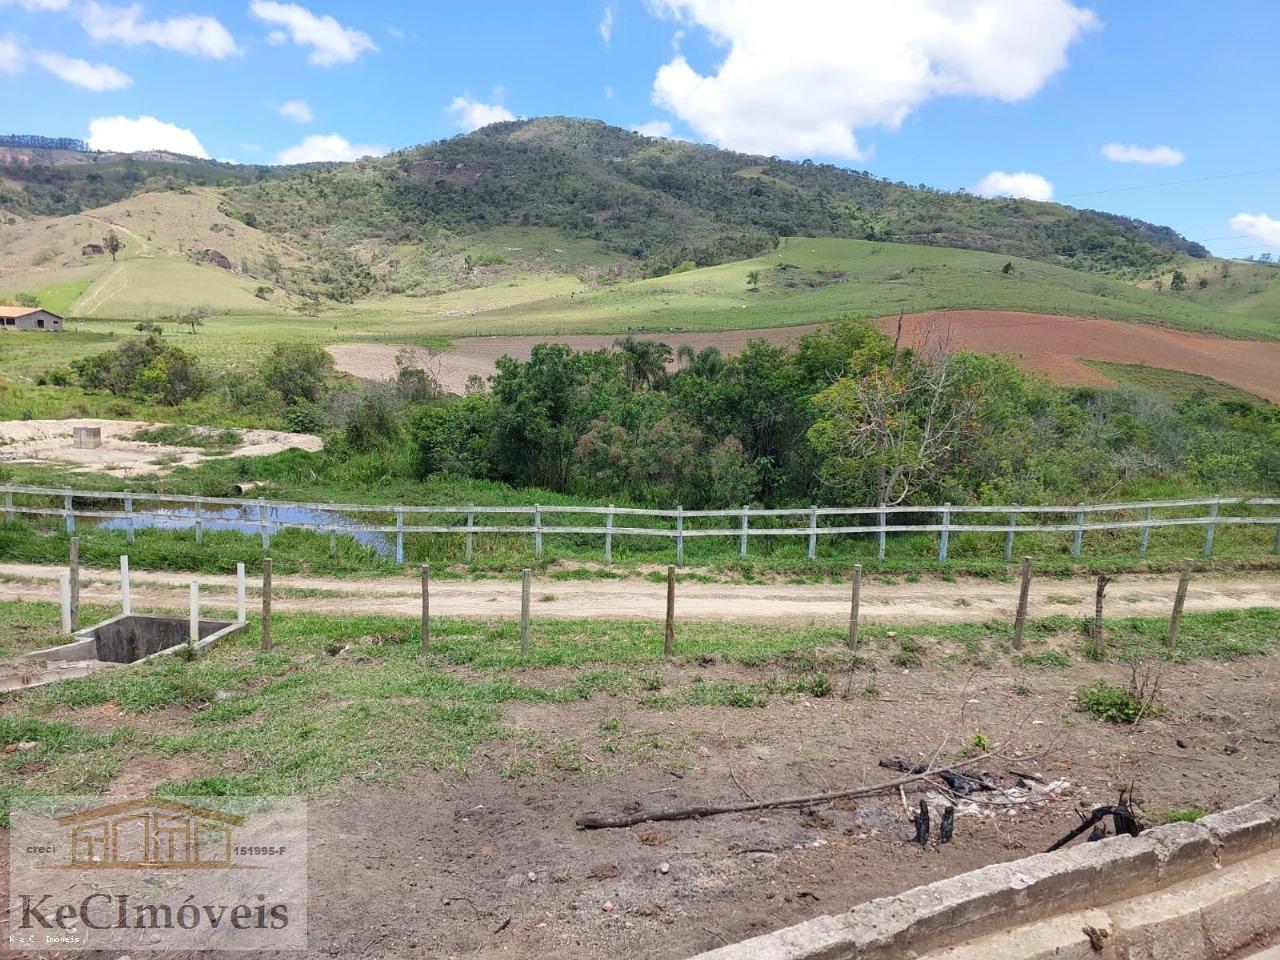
[14,292,39,307]
[614,336,673,392]
[1001,261,1014,276]
[1153,278,1164,292]
[747,269,761,290]
[180,305,209,335]
[1196,276,1209,289]
[103,230,124,262]
[808,337,984,506]
[259,342,334,404]
[1170,269,1188,292]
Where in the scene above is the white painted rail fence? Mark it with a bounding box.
[3,485,1279,565]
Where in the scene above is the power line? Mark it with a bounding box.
[1059,165,1280,200]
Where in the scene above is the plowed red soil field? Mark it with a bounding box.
[883,311,1280,402]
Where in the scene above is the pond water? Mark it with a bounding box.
[101,502,394,556]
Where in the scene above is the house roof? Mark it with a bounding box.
[0,305,58,319]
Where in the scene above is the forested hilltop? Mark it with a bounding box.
[221,118,1206,296]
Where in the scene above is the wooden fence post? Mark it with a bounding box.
[1072,509,1084,558]
[520,568,531,657]
[848,564,862,648]
[808,505,818,561]
[3,489,12,524]
[68,536,80,630]
[1139,505,1152,557]
[1012,556,1032,650]
[739,506,749,558]
[193,497,203,545]
[1091,574,1110,658]
[465,506,475,563]
[120,555,130,616]
[64,491,74,536]
[676,505,685,566]
[59,572,72,635]
[420,564,430,653]
[605,505,614,564]
[1004,507,1017,562]
[534,505,543,560]
[877,502,887,561]
[395,509,405,565]
[938,503,951,563]
[1202,498,1218,557]
[1274,521,1280,556]
[329,527,337,558]
[1167,559,1192,649]
[236,562,246,623]
[124,491,134,543]
[664,566,675,656]
[261,557,272,652]
[189,582,200,649]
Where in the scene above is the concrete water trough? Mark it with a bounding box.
[0,557,249,692]
[33,613,244,665]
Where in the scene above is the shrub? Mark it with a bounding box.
[1080,680,1152,727]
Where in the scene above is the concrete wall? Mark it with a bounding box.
[1,309,63,331]
[692,797,1280,960]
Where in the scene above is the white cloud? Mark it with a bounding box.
[1229,213,1280,248]
[34,51,131,90]
[278,99,314,123]
[87,115,209,157]
[79,2,239,59]
[647,0,1097,160]
[275,133,386,164]
[0,35,21,72]
[633,120,674,138]
[249,1,376,66]
[603,85,614,99]
[448,96,515,132]
[0,0,70,10]
[974,170,1053,201]
[1101,142,1185,166]
[598,5,614,45]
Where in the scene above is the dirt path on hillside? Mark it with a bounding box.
[329,311,1280,399]
[5,563,1278,624]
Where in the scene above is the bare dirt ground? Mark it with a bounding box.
[328,311,1280,400]
[0,419,322,478]
[5,563,1279,624]
[884,311,1280,402]
[3,651,1278,959]
[328,326,823,393]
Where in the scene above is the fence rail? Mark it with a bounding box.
[4,485,1279,565]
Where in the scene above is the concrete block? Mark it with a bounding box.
[1145,821,1218,884]
[919,909,1113,960]
[1107,883,1211,960]
[73,425,101,449]
[1199,865,1280,956]
[1198,798,1280,864]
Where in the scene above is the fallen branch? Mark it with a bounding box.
[576,752,999,830]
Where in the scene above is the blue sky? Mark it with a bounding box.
[1,0,1277,256]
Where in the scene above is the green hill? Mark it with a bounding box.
[224,118,1209,301]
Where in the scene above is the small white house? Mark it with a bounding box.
[0,306,63,331]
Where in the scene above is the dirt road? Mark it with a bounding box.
[5,563,1278,624]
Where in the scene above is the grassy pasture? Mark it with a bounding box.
[0,599,1275,811]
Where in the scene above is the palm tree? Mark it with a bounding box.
[614,336,672,391]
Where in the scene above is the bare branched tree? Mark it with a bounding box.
[810,324,982,505]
